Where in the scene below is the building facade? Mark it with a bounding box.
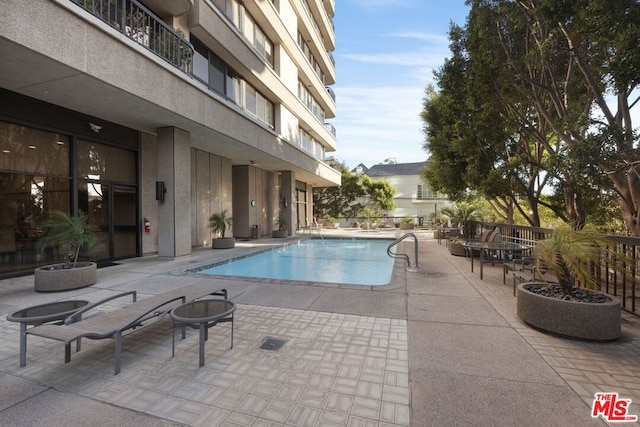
[362,162,451,224]
[0,0,339,277]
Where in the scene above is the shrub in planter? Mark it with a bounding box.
[516,226,625,341]
[209,210,235,249]
[35,211,99,292]
[273,214,288,238]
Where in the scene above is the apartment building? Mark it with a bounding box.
[361,161,451,224]
[0,0,339,277]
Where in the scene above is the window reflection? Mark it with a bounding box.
[77,140,136,183]
[0,121,69,175]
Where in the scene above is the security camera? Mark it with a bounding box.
[89,123,102,133]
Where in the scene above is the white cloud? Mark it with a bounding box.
[386,31,449,45]
[330,85,429,168]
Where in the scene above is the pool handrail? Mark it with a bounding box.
[387,233,419,268]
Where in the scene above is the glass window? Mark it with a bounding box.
[226,72,242,105]
[0,121,69,176]
[244,13,255,45]
[209,54,226,95]
[245,84,257,115]
[192,39,209,83]
[0,172,70,270]
[225,0,240,28]
[77,140,136,184]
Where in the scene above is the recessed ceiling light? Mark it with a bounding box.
[28,145,36,149]
[2,149,10,153]
[56,141,65,145]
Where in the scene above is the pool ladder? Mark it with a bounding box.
[387,233,419,268]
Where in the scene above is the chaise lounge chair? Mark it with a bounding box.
[26,284,228,374]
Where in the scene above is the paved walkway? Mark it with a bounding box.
[0,230,639,426]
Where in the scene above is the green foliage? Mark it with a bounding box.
[535,225,613,295]
[208,210,232,238]
[276,214,287,231]
[36,211,99,267]
[313,160,397,219]
[422,0,640,234]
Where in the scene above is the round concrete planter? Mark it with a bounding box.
[34,262,97,292]
[272,230,288,238]
[516,283,621,341]
[400,223,415,230]
[447,241,466,256]
[212,237,235,249]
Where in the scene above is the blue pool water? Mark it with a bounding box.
[198,238,395,286]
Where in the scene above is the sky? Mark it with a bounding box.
[330,0,470,169]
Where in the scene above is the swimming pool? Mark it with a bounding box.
[197,238,395,286]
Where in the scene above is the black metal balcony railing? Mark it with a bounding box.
[71,0,193,74]
[474,222,640,316]
[323,122,336,138]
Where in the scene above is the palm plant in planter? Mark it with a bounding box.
[209,210,235,249]
[34,211,99,292]
[272,214,288,238]
[516,225,623,341]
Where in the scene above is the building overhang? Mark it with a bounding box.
[0,5,340,188]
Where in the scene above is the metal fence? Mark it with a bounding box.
[71,0,193,73]
[475,222,640,316]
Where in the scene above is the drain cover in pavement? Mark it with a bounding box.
[260,338,287,351]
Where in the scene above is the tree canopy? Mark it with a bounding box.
[421,0,640,234]
[313,161,397,219]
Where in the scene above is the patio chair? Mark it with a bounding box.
[26,285,228,374]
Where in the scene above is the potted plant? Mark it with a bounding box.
[400,217,415,230]
[324,216,339,229]
[34,210,99,292]
[272,214,288,238]
[516,225,623,341]
[209,210,235,249]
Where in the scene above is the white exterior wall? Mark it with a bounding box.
[278,45,299,103]
[280,105,300,146]
[279,0,298,40]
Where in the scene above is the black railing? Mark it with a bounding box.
[474,221,640,315]
[71,0,193,74]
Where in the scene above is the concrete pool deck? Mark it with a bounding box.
[1,229,639,426]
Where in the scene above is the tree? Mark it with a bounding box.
[423,0,640,234]
[313,161,365,219]
[313,160,396,219]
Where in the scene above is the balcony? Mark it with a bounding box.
[71,0,193,74]
[326,86,335,102]
[324,122,336,138]
[142,0,193,16]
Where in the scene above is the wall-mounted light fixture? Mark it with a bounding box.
[250,160,256,166]
[89,122,102,133]
[283,197,288,208]
[250,200,256,207]
[156,181,167,202]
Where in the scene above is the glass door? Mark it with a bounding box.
[79,181,110,261]
[112,185,137,258]
[78,182,138,262]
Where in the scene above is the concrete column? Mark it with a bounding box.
[281,171,295,234]
[157,127,191,258]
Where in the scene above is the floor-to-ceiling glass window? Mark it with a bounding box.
[0,120,139,277]
[0,121,71,275]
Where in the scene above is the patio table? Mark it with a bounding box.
[6,299,90,367]
[170,298,235,367]
[463,241,532,280]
